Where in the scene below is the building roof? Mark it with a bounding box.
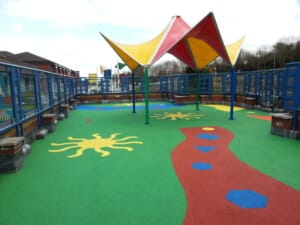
[15,51,53,63]
[15,52,71,70]
[0,51,38,68]
[0,51,79,76]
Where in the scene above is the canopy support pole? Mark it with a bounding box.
[229,67,236,120]
[196,73,200,111]
[144,67,150,124]
[131,72,136,113]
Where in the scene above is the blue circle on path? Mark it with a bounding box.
[195,146,215,153]
[196,134,219,140]
[226,189,268,208]
[192,162,213,170]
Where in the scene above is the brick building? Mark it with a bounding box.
[0,51,79,77]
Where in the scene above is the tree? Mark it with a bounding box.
[150,35,300,74]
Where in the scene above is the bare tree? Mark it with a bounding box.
[149,35,300,74]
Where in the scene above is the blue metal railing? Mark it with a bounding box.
[0,61,77,136]
[1,60,299,135]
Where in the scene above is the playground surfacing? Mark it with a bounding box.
[0,102,300,225]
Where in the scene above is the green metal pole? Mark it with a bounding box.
[144,67,150,124]
[196,73,200,111]
[229,67,236,120]
[131,72,136,113]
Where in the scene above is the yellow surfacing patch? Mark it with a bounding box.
[202,127,215,131]
[204,104,244,112]
[49,133,143,158]
[152,112,203,120]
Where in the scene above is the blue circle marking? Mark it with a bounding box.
[226,189,268,208]
[195,146,215,153]
[192,162,213,170]
[196,133,219,140]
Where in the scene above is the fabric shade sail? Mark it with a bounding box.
[168,12,231,69]
[225,36,245,66]
[100,16,190,71]
[115,62,126,70]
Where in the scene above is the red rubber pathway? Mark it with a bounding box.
[171,126,300,225]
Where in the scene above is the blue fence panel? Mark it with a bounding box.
[283,62,300,111]
[254,72,262,97]
[0,70,13,129]
[160,76,168,93]
[2,58,299,136]
[9,66,23,136]
[47,73,54,107]
[275,69,284,101]
[199,73,212,94]
[120,76,130,93]
[221,73,231,94]
[259,70,274,107]
[243,72,251,95]
[0,61,78,136]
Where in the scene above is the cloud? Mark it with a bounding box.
[11,23,24,32]
[3,0,100,27]
[0,32,118,76]
[1,0,300,75]
[3,0,300,40]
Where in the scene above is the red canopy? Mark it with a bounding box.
[168,12,231,69]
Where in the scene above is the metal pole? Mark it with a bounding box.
[292,111,298,130]
[196,73,200,111]
[9,66,24,136]
[229,67,236,120]
[131,72,136,113]
[144,67,149,124]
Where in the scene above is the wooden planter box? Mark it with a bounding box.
[23,117,38,143]
[42,113,56,125]
[130,94,144,101]
[200,95,210,103]
[211,94,224,103]
[271,113,293,130]
[77,95,103,103]
[60,104,69,118]
[106,94,129,101]
[244,97,255,106]
[69,98,77,109]
[42,113,57,133]
[149,93,163,101]
[236,95,244,105]
[271,113,300,139]
[224,95,232,103]
[187,95,195,102]
[174,95,190,104]
[0,137,25,173]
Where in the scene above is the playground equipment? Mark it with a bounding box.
[100,13,244,123]
[1,59,300,152]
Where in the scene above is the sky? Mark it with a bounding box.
[0,0,300,76]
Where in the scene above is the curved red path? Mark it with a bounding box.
[171,126,300,225]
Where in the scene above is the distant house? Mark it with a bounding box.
[0,51,79,77]
[0,51,37,68]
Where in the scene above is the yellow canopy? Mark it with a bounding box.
[100,16,190,71]
[226,36,246,66]
[101,13,245,70]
